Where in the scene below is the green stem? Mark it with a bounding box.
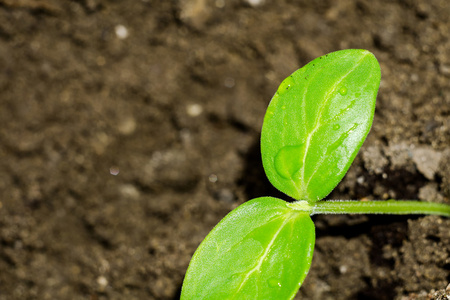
[288,200,450,217]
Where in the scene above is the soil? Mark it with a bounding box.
[0,0,449,299]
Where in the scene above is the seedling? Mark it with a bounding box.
[181,49,450,299]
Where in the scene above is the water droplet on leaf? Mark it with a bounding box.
[277,76,295,95]
[265,108,275,120]
[333,124,340,130]
[326,123,359,155]
[267,278,281,288]
[274,145,304,179]
[338,86,348,95]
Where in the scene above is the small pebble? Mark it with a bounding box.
[412,147,442,180]
[115,24,129,39]
[208,174,218,183]
[224,77,235,88]
[110,166,120,176]
[119,184,140,200]
[117,117,136,135]
[247,0,264,6]
[186,104,203,117]
[339,265,348,274]
[215,0,225,8]
[97,276,108,287]
[356,176,365,184]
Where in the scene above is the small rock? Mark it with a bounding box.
[356,176,365,185]
[115,24,129,39]
[411,147,442,180]
[439,63,450,76]
[186,103,203,117]
[418,183,444,202]
[215,0,225,8]
[208,174,218,183]
[224,77,235,88]
[362,146,388,174]
[385,142,416,173]
[117,117,136,135]
[109,166,120,176]
[215,188,234,203]
[437,149,450,196]
[119,184,140,200]
[246,0,265,7]
[97,276,108,288]
[179,0,211,29]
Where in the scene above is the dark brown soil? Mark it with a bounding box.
[0,0,449,299]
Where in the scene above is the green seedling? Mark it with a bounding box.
[181,49,450,299]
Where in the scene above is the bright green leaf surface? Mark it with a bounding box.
[261,49,381,202]
[181,197,315,300]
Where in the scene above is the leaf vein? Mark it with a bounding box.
[232,213,294,298]
[299,53,369,199]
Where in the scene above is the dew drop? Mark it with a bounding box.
[276,76,295,95]
[267,278,281,288]
[338,86,348,95]
[265,110,275,121]
[326,123,358,155]
[333,124,340,130]
[281,105,286,110]
[274,145,304,179]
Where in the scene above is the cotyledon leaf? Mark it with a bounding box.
[181,197,315,300]
[261,49,381,202]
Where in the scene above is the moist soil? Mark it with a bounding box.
[0,0,449,299]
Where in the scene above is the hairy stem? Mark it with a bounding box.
[289,200,450,217]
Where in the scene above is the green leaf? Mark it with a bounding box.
[261,49,381,202]
[181,197,315,300]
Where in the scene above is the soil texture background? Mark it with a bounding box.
[0,0,449,299]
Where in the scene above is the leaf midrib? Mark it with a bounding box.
[231,212,295,298]
[299,53,369,200]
